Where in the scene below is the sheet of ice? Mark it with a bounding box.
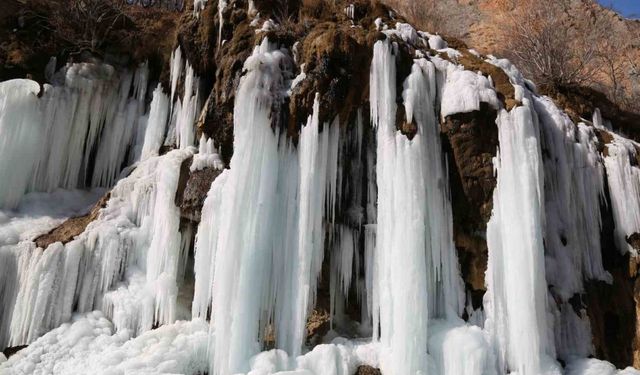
[0,311,209,375]
[0,80,42,209]
[552,301,593,362]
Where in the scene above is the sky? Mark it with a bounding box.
[598,0,640,18]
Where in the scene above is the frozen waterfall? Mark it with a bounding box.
[2,16,640,375]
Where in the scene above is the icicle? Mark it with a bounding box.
[140,84,170,161]
[485,102,560,375]
[370,39,463,375]
[192,170,229,319]
[209,38,291,375]
[0,80,42,209]
[170,47,183,107]
[602,134,640,255]
[191,134,225,171]
[175,63,200,149]
[535,95,610,301]
[146,148,195,326]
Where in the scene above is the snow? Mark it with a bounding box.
[440,65,500,118]
[0,189,105,247]
[566,358,640,375]
[0,311,209,375]
[428,320,496,375]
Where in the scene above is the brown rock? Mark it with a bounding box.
[174,154,222,222]
[34,192,110,249]
[584,192,638,368]
[2,345,27,359]
[354,365,382,375]
[440,103,498,297]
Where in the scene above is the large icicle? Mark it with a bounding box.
[537,95,609,297]
[485,101,560,375]
[203,38,342,374]
[209,38,291,375]
[0,80,43,209]
[276,96,340,358]
[369,37,463,375]
[602,133,640,254]
[140,85,171,161]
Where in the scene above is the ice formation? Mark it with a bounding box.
[369,38,463,375]
[485,102,559,375]
[602,133,640,255]
[2,13,640,375]
[0,62,149,209]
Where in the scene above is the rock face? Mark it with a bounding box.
[177,166,223,222]
[440,103,497,303]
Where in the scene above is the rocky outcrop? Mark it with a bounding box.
[34,192,110,249]
[177,166,223,222]
[440,102,498,301]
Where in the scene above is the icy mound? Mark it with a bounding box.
[0,311,208,375]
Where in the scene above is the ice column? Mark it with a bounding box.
[369,38,463,375]
[485,101,559,374]
[602,134,640,254]
[140,85,170,161]
[210,39,290,375]
[0,80,42,209]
